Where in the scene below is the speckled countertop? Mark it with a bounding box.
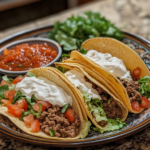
[0,0,150,149]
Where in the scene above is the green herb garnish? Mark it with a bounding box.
[27,72,36,77]
[2,75,13,85]
[31,94,38,102]
[50,128,55,137]
[7,62,12,66]
[108,100,111,104]
[80,48,87,54]
[18,64,22,67]
[19,111,30,121]
[61,54,70,58]
[0,85,9,99]
[49,11,124,51]
[61,103,69,113]
[136,98,142,104]
[12,90,25,104]
[56,66,69,73]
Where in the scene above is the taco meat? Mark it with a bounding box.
[38,105,80,138]
[119,78,142,103]
[85,76,122,127]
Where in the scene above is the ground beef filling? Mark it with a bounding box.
[119,78,142,103]
[38,105,80,138]
[84,77,122,127]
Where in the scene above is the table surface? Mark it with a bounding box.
[0,0,150,149]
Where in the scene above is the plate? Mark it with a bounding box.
[0,25,150,147]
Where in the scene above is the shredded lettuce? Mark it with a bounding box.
[56,66,69,73]
[82,92,126,132]
[138,76,150,98]
[2,75,13,85]
[0,85,9,99]
[80,121,91,139]
[27,72,36,77]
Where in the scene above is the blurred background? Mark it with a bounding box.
[0,0,150,41]
[0,0,96,30]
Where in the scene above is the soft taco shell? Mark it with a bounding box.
[64,37,150,113]
[0,67,90,140]
[55,62,128,130]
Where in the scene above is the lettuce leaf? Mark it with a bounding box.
[138,76,150,98]
[49,11,124,51]
[0,85,9,99]
[2,75,13,85]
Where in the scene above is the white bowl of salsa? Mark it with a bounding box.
[0,38,62,76]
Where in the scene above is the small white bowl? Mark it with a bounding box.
[0,38,62,76]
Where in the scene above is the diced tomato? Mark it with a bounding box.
[7,104,24,118]
[16,99,28,111]
[1,99,12,106]
[8,90,16,100]
[6,55,13,63]
[51,51,57,58]
[4,91,9,98]
[131,101,141,112]
[13,109,24,118]
[31,119,40,132]
[140,97,149,109]
[65,109,75,122]
[23,114,34,126]
[32,103,40,112]
[37,101,51,111]
[133,67,141,79]
[1,80,8,85]
[3,49,9,55]
[12,76,24,84]
[33,101,51,112]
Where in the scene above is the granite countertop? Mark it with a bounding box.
[0,0,150,149]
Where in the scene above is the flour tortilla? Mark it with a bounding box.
[0,67,90,140]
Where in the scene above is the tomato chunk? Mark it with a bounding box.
[31,119,40,132]
[8,90,16,100]
[16,99,28,111]
[1,99,12,106]
[12,76,24,84]
[65,109,75,122]
[131,101,141,112]
[7,104,24,118]
[23,114,34,126]
[4,91,9,98]
[1,80,8,85]
[140,97,149,109]
[37,101,51,111]
[133,67,141,79]
[33,101,51,112]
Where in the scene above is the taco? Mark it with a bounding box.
[0,67,91,140]
[63,37,150,113]
[55,62,128,133]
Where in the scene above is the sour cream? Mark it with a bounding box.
[65,70,101,100]
[85,50,132,81]
[15,76,72,107]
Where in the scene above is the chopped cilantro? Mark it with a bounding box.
[61,103,69,113]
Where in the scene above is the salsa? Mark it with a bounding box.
[0,43,58,71]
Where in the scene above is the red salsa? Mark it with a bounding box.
[0,43,58,71]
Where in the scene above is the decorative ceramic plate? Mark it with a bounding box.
[0,25,150,147]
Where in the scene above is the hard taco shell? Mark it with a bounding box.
[0,67,90,140]
[63,37,150,113]
[55,62,128,130]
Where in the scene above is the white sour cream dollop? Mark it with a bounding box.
[15,76,72,107]
[85,50,132,81]
[65,70,101,100]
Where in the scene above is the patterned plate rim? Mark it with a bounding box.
[0,25,150,147]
